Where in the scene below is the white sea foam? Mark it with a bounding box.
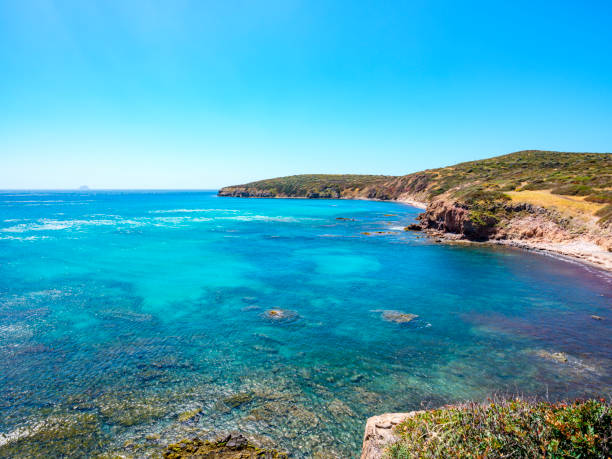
[149,208,239,214]
[1,218,147,233]
[0,418,64,447]
[151,216,190,224]
[0,324,33,339]
[0,212,312,234]
[217,215,318,223]
[1,200,66,203]
[0,235,49,241]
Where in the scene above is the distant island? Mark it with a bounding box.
[219,150,612,270]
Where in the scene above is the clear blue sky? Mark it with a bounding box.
[1,1,611,189]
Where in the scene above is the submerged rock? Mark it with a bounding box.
[0,414,104,458]
[222,392,255,409]
[96,394,167,427]
[404,223,422,231]
[328,398,355,419]
[536,350,569,363]
[264,309,298,322]
[163,434,287,458]
[178,408,202,423]
[381,310,419,323]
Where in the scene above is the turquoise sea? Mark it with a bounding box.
[1,190,611,457]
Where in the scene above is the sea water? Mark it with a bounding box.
[0,190,610,457]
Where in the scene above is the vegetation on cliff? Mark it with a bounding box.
[404,150,612,233]
[389,398,611,458]
[218,174,392,199]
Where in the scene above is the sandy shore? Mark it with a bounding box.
[396,197,427,209]
[493,238,612,273]
[429,231,612,273]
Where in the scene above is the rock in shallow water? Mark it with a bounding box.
[536,350,569,363]
[264,309,298,322]
[163,433,287,458]
[380,310,419,323]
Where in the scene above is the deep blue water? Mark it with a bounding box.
[0,190,611,457]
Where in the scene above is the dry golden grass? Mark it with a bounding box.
[507,190,605,217]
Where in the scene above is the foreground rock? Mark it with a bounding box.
[163,433,287,458]
[361,412,418,459]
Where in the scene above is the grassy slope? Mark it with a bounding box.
[218,174,394,198]
[399,150,612,232]
[389,398,611,458]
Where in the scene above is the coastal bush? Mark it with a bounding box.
[586,191,612,204]
[596,204,612,226]
[388,398,611,459]
[458,188,511,206]
[551,184,593,196]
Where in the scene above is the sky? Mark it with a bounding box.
[1,1,611,189]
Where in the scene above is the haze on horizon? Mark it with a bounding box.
[1,0,611,190]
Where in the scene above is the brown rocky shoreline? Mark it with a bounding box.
[410,196,612,272]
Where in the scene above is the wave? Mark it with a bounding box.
[0,213,318,234]
[0,218,147,233]
[148,208,239,214]
[217,215,320,223]
[1,200,66,203]
[0,235,49,241]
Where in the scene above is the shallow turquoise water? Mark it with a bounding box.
[0,190,611,457]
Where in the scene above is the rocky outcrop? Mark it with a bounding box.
[416,198,499,240]
[416,197,612,270]
[361,412,420,459]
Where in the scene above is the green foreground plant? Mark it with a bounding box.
[388,398,611,458]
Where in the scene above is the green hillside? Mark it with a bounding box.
[218,174,393,198]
